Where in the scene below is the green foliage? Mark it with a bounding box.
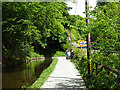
[90,51,119,88]
[73,48,87,60]
[2,2,71,67]
[72,49,119,88]
[30,52,44,58]
[71,48,88,79]
[92,51,119,69]
[62,40,71,51]
[54,51,66,57]
[90,2,120,52]
[68,15,87,40]
[75,2,120,88]
[87,3,120,88]
[71,28,81,41]
[2,2,69,47]
[3,1,119,88]
[29,58,58,88]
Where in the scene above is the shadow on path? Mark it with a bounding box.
[49,76,85,88]
[41,57,86,88]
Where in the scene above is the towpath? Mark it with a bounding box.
[41,57,86,88]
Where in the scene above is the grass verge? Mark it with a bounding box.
[29,57,58,88]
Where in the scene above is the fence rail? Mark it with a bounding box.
[91,62,120,86]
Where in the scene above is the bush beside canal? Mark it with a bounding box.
[72,48,119,88]
[26,51,44,60]
[54,51,66,57]
[29,57,58,88]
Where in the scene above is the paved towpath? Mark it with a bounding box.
[41,57,86,88]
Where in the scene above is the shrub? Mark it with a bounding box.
[54,51,66,57]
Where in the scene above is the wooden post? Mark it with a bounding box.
[88,33,91,72]
[118,67,120,86]
[85,0,91,76]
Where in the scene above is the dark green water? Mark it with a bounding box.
[2,59,52,88]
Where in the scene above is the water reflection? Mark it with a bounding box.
[2,58,52,88]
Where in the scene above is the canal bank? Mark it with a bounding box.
[30,57,58,88]
[2,57,53,88]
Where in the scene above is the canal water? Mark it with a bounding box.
[2,59,52,88]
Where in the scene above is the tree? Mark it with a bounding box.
[2,2,72,68]
[88,2,120,74]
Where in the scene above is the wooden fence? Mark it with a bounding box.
[91,62,120,86]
